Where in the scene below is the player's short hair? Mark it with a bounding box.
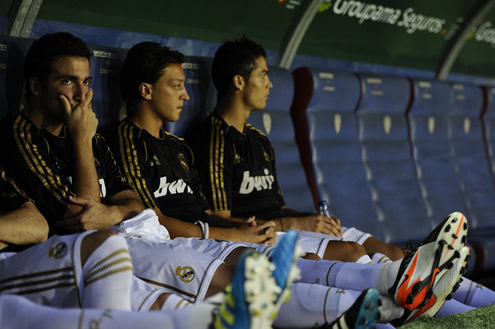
[120,42,185,116]
[212,36,266,101]
[24,32,91,100]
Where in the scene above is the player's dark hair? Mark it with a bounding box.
[211,36,266,101]
[24,32,91,101]
[120,42,185,115]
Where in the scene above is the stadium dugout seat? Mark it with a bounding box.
[88,44,127,129]
[0,36,33,120]
[484,87,495,178]
[447,83,495,234]
[247,66,316,213]
[355,74,433,245]
[445,83,495,272]
[291,67,386,240]
[166,56,215,138]
[407,79,469,226]
[408,80,483,273]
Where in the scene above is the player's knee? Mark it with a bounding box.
[341,241,367,262]
[324,241,366,262]
[303,252,321,260]
[80,230,119,266]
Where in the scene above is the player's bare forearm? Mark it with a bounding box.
[57,191,144,232]
[0,201,49,245]
[280,206,314,217]
[71,141,100,200]
[204,211,241,228]
[155,209,204,239]
[109,190,145,221]
[206,209,258,225]
[279,215,342,237]
[62,89,100,204]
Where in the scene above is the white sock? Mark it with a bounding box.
[435,299,475,317]
[296,258,341,285]
[82,235,133,310]
[356,254,373,264]
[376,324,397,329]
[376,260,402,294]
[296,258,399,295]
[372,253,393,264]
[161,294,193,311]
[0,293,218,329]
[273,282,362,328]
[452,276,495,307]
[378,294,404,322]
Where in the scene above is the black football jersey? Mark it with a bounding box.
[195,112,286,219]
[110,120,209,223]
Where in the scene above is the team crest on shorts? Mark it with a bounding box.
[48,242,67,259]
[175,266,195,283]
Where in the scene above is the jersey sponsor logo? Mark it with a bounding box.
[154,176,193,198]
[48,242,67,259]
[239,169,275,194]
[175,266,195,283]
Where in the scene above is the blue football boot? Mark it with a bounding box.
[213,250,281,329]
[269,230,305,317]
[324,289,381,329]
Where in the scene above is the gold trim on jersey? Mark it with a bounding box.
[245,122,266,137]
[13,115,70,206]
[118,121,157,208]
[163,129,185,141]
[209,116,228,210]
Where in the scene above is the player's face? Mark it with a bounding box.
[150,63,189,123]
[37,56,92,123]
[243,56,273,111]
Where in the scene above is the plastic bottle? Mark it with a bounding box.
[319,200,331,218]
